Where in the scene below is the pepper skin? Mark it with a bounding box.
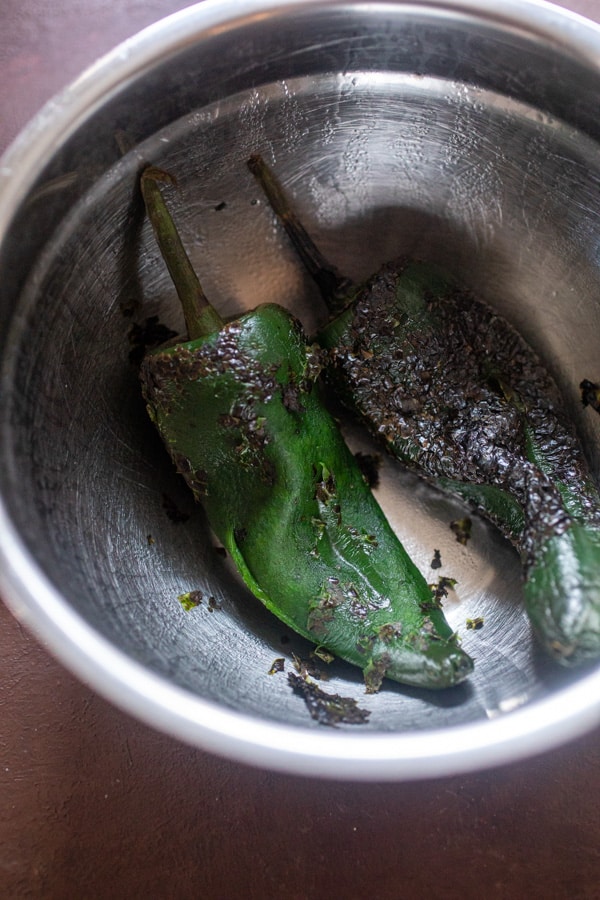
[248,154,600,667]
[138,167,473,691]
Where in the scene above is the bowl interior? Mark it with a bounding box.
[2,0,600,770]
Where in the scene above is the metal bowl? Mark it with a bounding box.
[1,0,600,780]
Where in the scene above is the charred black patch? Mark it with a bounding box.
[282,383,304,412]
[292,652,330,681]
[288,673,370,725]
[425,576,458,610]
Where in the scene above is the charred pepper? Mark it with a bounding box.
[248,153,600,666]
[138,167,473,691]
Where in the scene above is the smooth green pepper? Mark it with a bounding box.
[248,153,600,667]
[138,167,473,691]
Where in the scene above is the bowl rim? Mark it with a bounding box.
[1,0,600,780]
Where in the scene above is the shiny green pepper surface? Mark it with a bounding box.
[140,302,473,690]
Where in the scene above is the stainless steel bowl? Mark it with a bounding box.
[1,0,600,780]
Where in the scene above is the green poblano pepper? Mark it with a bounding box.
[248,153,600,667]
[138,167,473,691]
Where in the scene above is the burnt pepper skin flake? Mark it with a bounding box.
[249,153,600,669]
[287,673,370,726]
[431,549,442,569]
[268,658,285,675]
[450,518,472,546]
[138,167,473,692]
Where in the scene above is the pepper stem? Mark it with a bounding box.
[140,166,224,340]
[247,154,355,315]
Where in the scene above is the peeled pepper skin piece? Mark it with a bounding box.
[140,302,473,690]
[247,154,600,667]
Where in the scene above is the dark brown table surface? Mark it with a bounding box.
[2,1,600,897]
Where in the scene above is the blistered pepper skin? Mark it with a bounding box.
[139,169,473,691]
[318,264,600,666]
[141,304,472,690]
[248,154,600,667]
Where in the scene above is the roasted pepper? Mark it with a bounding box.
[138,167,473,691]
[248,153,600,666]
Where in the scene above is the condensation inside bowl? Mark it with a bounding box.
[4,70,600,731]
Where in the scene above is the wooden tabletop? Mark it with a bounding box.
[2,2,600,897]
